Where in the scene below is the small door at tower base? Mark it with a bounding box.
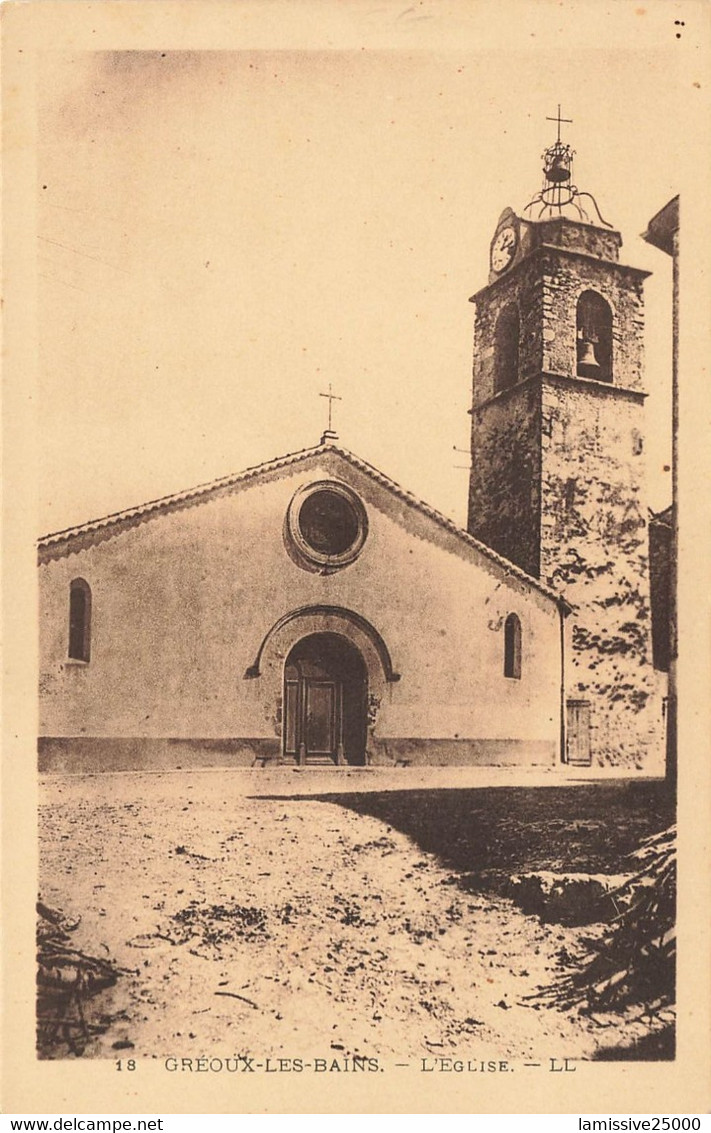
[566,699,592,766]
[283,633,368,766]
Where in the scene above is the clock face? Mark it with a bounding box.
[491,225,518,273]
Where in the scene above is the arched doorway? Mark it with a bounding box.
[283,633,367,766]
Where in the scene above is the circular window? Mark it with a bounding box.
[286,481,368,570]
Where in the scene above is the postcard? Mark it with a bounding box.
[2,0,710,1116]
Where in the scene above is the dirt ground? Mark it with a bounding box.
[37,769,674,1064]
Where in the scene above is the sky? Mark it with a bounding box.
[36,21,688,535]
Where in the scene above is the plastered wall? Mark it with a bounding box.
[39,451,563,769]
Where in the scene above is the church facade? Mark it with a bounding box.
[38,444,567,771]
[37,132,666,774]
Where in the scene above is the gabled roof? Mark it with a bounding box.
[39,442,329,551]
[38,439,567,608]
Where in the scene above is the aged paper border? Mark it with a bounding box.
[3,0,710,1115]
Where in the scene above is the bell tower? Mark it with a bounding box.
[467,111,662,768]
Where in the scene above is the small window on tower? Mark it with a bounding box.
[504,613,522,680]
[68,578,91,662]
[576,290,613,383]
[494,304,520,394]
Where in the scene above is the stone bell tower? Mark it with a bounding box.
[467,111,662,768]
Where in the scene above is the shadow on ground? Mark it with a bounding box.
[247,779,676,1059]
[253,780,674,881]
[591,1024,676,1061]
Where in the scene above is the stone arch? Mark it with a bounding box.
[576,289,613,382]
[245,607,397,751]
[494,303,521,394]
[246,604,398,703]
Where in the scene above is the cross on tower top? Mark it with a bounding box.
[546,104,573,144]
[319,382,342,444]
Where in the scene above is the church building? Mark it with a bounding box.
[38,121,666,774]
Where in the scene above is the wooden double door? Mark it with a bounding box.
[284,633,367,766]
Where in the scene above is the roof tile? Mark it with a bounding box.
[38,441,566,607]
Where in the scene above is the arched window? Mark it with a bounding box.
[494,304,520,394]
[576,290,613,383]
[68,578,91,662]
[504,613,521,680]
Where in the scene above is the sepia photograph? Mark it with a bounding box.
[3,0,710,1117]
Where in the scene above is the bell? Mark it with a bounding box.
[545,155,571,183]
[577,338,600,368]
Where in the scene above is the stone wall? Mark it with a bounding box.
[471,257,544,406]
[467,215,663,769]
[468,379,542,577]
[528,217,622,263]
[539,251,647,390]
[539,377,663,768]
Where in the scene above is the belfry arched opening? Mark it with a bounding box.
[283,633,367,766]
